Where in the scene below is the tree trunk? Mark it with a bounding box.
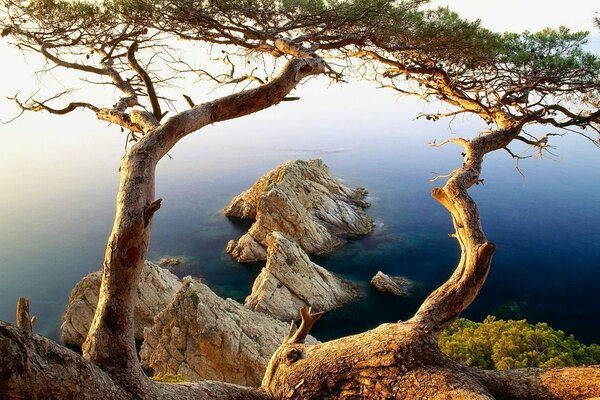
[0,321,268,400]
[3,319,598,400]
[260,122,600,399]
[79,41,325,392]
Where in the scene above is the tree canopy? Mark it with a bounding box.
[354,10,600,151]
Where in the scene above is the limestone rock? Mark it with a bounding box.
[140,278,317,387]
[60,261,181,347]
[224,159,373,262]
[370,271,412,297]
[246,232,359,321]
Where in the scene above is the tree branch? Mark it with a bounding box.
[127,41,162,121]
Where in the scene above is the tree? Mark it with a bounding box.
[0,0,420,399]
[1,2,600,400]
[259,8,600,400]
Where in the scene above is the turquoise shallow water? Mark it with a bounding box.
[1,82,599,344]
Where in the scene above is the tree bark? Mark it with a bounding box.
[15,297,34,332]
[474,366,600,400]
[0,321,268,400]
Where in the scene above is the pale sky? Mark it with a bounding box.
[1,1,599,139]
[429,0,599,33]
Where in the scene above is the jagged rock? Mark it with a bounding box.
[224,159,373,262]
[158,256,188,267]
[60,261,181,347]
[245,232,359,321]
[370,271,412,297]
[140,278,317,387]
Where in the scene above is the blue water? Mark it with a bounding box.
[1,80,599,344]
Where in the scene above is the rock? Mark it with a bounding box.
[370,271,412,297]
[224,159,373,262]
[140,278,317,387]
[60,261,181,347]
[158,256,188,267]
[245,232,359,321]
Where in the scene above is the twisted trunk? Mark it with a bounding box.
[261,121,600,399]
[413,124,520,332]
[78,44,325,392]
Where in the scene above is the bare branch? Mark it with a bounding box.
[182,94,195,108]
[7,91,99,117]
[127,41,162,120]
[284,306,324,345]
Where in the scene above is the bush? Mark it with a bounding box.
[439,316,600,369]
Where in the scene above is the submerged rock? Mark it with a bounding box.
[246,232,359,321]
[140,278,317,387]
[224,159,373,262]
[60,261,181,347]
[370,271,412,297]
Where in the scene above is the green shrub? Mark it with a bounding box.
[150,374,186,383]
[439,316,600,369]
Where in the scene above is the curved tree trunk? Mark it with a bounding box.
[261,121,600,400]
[79,40,325,393]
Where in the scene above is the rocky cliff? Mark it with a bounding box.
[245,232,359,321]
[140,278,317,387]
[224,159,373,262]
[60,261,181,346]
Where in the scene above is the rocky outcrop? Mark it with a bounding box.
[60,261,181,346]
[224,159,373,262]
[245,232,359,321]
[140,278,317,387]
[370,271,412,297]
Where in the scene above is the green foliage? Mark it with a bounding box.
[440,317,600,370]
[188,291,199,306]
[500,27,600,77]
[150,373,186,383]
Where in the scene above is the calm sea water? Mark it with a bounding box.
[1,79,599,345]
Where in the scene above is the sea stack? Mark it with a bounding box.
[245,232,360,321]
[224,159,373,262]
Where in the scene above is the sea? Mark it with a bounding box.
[1,77,599,345]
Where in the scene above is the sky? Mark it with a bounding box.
[1,1,599,222]
[429,1,600,33]
[1,2,599,184]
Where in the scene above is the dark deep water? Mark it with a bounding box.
[1,82,599,345]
